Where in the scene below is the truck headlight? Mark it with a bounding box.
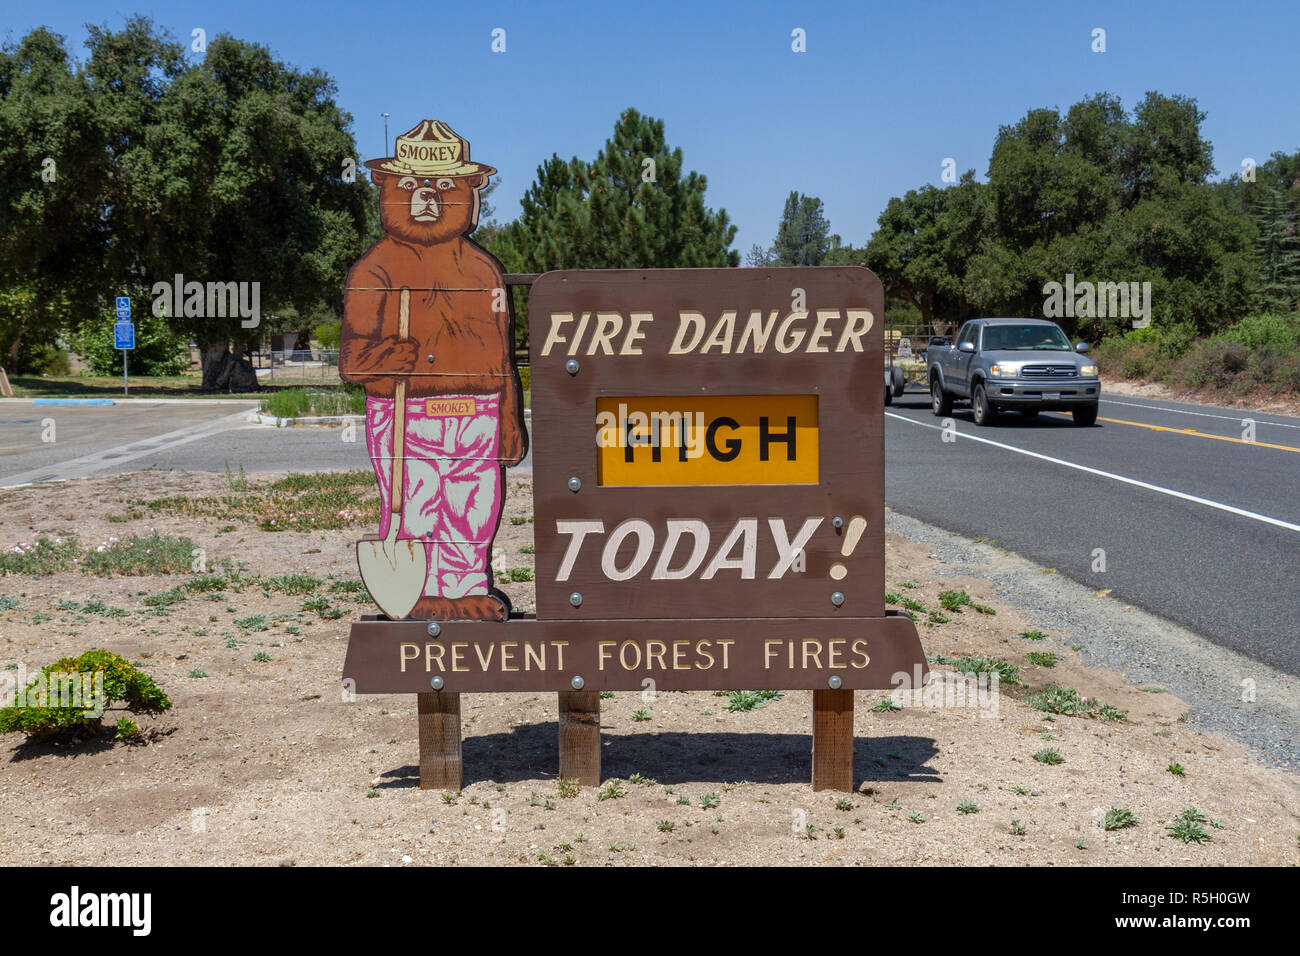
[990,363,1021,377]
[1080,365,1097,377]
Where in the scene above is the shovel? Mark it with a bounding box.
[357,288,428,620]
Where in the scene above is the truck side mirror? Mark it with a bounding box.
[958,341,976,353]
[1075,342,1090,353]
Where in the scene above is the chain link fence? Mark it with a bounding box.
[254,348,341,384]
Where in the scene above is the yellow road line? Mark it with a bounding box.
[1096,416,1300,454]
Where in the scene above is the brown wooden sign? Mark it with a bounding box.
[340,127,927,791]
[530,267,886,622]
[343,611,923,693]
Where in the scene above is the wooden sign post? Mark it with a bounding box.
[341,122,926,793]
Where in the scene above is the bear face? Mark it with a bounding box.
[374,170,487,246]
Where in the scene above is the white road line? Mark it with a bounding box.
[885,411,1300,534]
[1101,398,1300,430]
[0,408,257,489]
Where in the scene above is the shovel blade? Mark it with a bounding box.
[357,536,428,620]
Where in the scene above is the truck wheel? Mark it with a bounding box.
[1020,409,1039,420]
[930,378,953,416]
[972,383,998,426]
[1072,403,1098,426]
[884,381,893,406]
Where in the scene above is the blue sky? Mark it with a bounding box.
[5,0,1298,255]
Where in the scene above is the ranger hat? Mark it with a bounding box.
[365,119,496,179]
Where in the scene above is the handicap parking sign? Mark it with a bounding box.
[115,296,131,320]
[114,321,135,350]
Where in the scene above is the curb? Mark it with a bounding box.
[30,398,115,406]
[254,407,534,427]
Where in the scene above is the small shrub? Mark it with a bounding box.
[939,590,972,612]
[1177,340,1249,390]
[81,532,198,576]
[947,655,1020,686]
[0,649,171,739]
[1033,748,1064,765]
[235,614,269,632]
[186,574,230,593]
[724,689,781,712]
[1020,630,1046,641]
[142,587,186,608]
[1025,685,1125,721]
[265,574,323,595]
[302,596,347,619]
[80,598,129,618]
[0,535,81,576]
[1027,651,1058,667]
[1167,762,1186,777]
[1103,807,1139,831]
[1166,808,1211,844]
[597,780,628,801]
[956,799,981,814]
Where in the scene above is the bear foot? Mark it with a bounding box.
[412,590,511,622]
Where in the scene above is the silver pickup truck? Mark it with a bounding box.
[927,318,1100,426]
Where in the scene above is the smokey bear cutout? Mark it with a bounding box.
[341,120,526,622]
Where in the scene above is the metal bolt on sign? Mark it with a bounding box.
[567,476,582,492]
[570,675,585,690]
[828,676,843,690]
[831,592,845,607]
[569,592,583,607]
[565,359,580,375]
[430,676,445,690]
[426,622,441,638]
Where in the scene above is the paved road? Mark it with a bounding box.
[0,399,532,486]
[3,393,1295,675]
[885,390,1300,676]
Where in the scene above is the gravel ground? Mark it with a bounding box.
[0,471,1296,866]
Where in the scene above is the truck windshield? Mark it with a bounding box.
[982,324,1072,351]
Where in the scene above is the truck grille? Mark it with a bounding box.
[1020,365,1078,377]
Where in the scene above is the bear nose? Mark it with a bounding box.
[414,188,436,201]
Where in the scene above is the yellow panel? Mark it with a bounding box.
[596,395,818,486]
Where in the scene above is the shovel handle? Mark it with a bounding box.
[388,289,411,539]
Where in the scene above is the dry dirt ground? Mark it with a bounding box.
[1,470,1296,866]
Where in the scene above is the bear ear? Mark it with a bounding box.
[470,173,489,189]
[369,170,388,187]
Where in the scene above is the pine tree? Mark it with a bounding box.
[505,108,738,273]
[1250,181,1300,312]
[771,191,831,265]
